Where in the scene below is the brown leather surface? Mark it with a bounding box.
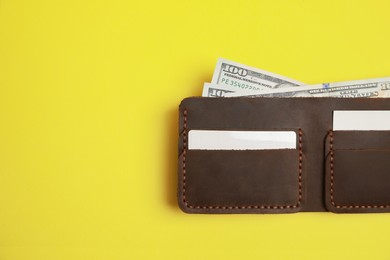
[325,131,390,213]
[178,97,390,213]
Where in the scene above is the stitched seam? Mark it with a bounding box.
[182,108,302,210]
[329,130,390,209]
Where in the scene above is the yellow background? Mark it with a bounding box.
[0,0,390,259]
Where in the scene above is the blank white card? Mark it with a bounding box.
[333,111,390,130]
[188,130,296,150]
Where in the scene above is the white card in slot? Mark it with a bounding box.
[333,111,390,130]
[188,130,297,150]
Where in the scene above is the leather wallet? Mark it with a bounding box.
[178,97,390,214]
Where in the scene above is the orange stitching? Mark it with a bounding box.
[181,109,303,210]
[329,130,390,209]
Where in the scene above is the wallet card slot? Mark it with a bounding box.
[178,108,304,213]
[325,130,390,213]
[325,130,390,156]
[180,149,303,213]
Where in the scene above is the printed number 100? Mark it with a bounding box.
[223,65,248,77]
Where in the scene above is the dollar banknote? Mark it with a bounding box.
[203,82,308,97]
[202,83,236,97]
[209,58,304,94]
[220,77,390,98]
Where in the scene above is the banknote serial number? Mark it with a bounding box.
[220,77,262,90]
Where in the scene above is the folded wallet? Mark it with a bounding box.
[178,97,390,214]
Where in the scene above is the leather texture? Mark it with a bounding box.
[325,131,390,213]
[178,97,390,214]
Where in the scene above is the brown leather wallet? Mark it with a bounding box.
[178,97,390,214]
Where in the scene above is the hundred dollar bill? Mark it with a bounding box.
[222,77,390,98]
[211,58,304,93]
[202,83,236,97]
[202,82,307,97]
